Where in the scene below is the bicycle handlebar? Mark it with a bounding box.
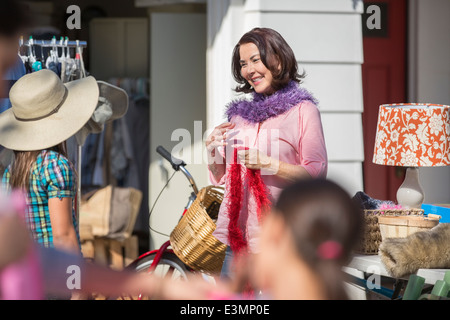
[156,145,186,171]
[156,145,199,195]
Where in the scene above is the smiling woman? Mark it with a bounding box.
[205,27,328,280]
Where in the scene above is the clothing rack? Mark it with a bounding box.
[18,36,88,81]
[20,38,87,48]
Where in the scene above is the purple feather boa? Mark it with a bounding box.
[226,81,318,123]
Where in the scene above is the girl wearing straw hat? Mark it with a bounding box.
[0,69,99,253]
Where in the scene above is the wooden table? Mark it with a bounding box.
[348,254,448,284]
[344,254,449,299]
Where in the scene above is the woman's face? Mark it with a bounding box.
[239,42,275,95]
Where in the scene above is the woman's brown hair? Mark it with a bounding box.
[9,142,69,190]
[232,27,305,94]
[274,179,363,300]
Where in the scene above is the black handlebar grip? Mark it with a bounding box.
[156,145,172,163]
[156,145,186,170]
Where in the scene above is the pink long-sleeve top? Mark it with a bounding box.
[209,100,328,253]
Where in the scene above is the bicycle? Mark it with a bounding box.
[125,145,212,296]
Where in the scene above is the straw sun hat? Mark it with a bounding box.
[0,69,99,151]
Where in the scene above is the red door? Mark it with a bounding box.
[362,0,407,201]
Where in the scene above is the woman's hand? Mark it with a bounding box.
[206,122,235,160]
[206,122,235,183]
[238,148,312,181]
[237,148,279,172]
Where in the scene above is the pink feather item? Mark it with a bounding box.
[377,203,403,214]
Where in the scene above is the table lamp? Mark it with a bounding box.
[372,103,450,208]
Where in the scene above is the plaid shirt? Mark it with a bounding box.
[2,150,79,248]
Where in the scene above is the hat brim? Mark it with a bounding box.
[97,81,128,121]
[0,76,99,151]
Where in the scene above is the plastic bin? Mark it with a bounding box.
[421,204,450,223]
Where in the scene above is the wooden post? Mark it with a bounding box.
[81,240,95,260]
[94,238,108,266]
[124,235,139,267]
[109,239,124,270]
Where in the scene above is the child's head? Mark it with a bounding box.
[232,27,305,94]
[0,70,99,152]
[253,179,363,299]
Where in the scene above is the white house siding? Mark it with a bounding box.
[207,0,365,195]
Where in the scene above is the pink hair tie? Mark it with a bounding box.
[317,240,343,260]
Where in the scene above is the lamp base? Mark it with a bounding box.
[396,167,424,209]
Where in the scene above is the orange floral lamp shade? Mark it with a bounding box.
[373,103,450,167]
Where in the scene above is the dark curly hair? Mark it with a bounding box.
[232,27,305,94]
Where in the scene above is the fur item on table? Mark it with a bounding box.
[379,223,450,278]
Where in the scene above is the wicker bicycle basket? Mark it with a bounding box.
[170,186,227,274]
[356,208,424,255]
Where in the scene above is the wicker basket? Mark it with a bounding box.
[356,208,424,255]
[378,215,440,240]
[170,186,227,274]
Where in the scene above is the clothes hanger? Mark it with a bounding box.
[64,36,69,59]
[75,40,87,78]
[51,36,58,63]
[58,37,65,62]
[45,36,60,72]
[64,37,77,81]
[27,36,44,72]
[27,36,36,65]
[18,36,28,65]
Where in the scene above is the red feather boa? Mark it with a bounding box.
[226,148,271,253]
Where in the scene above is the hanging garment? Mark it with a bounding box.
[124,96,150,233]
[80,133,101,188]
